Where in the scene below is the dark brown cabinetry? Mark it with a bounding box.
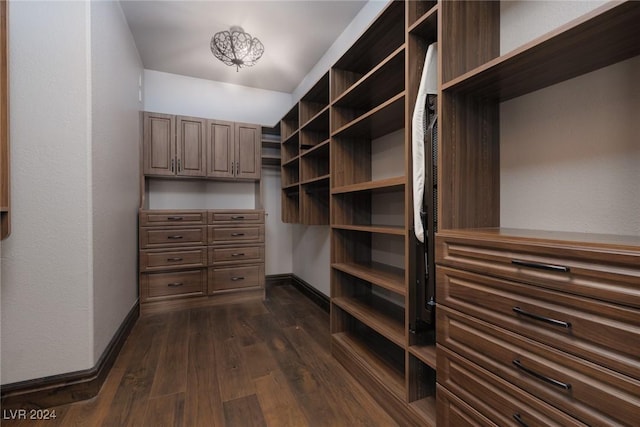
[143,113,206,177]
[143,113,261,181]
[138,209,265,309]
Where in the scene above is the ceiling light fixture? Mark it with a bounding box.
[210,26,264,72]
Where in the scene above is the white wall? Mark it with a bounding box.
[2,1,94,383]
[263,168,292,275]
[500,2,640,236]
[144,69,291,126]
[90,0,143,361]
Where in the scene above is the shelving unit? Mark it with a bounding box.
[436,1,640,425]
[280,72,331,225]
[329,1,438,425]
[261,123,280,167]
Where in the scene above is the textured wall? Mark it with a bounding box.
[90,0,143,361]
[2,1,94,383]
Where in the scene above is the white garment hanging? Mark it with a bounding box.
[412,43,438,243]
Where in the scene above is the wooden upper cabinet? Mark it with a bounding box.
[143,112,261,181]
[235,122,261,180]
[176,116,206,177]
[207,119,235,178]
[143,112,175,176]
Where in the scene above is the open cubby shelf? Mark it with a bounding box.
[409,345,437,370]
[333,296,405,347]
[331,224,405,236]
[332,262,405,296]
[332,92,405,139]
[332,176,404,195]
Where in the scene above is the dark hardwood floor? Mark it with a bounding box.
[4,284,398,426]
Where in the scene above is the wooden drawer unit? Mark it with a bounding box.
[208,210,264,224]
[437,266,640,380]
[208,264,264,293]
[208,244,264,265]
[208,225,264,244]
[139,210,206,226]
[437,306,640,426]
[142,269,206,300]
[140,247,207,272]
[437,346,586,427]
[436,229,640,308]
[140,226,207,249]
[436,385,496,427]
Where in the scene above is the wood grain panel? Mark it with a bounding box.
[208,244,264,266]
[206,119,234,178]
[208,264,264,293]
[208,225,264,244]
[235,122,261,180]
[208,210,264,224]
[176,116,206,177]
[139,226,207,249]
[437,306,640,426]
[140,210,206,226]
[144,269,206,300]
[140,247,207,272]
[143,112,175,176]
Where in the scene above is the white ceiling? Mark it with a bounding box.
[120,0,368,93]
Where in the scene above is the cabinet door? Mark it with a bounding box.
[143,112,175,176]
[235,122,261,180]
[176,116,206,177]
[206,119,235,178]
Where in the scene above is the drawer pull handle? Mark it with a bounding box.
[512,259,570,273]
[231,276,245,281]
[231,233,245,237]
[167,235,183,239]
[166,257,183,262]
[513,307,571,329]
[231,253,245,257]
[167,216,183,221]
[512,359,571,390]
[513,414,529,427]
[231,216,245,220]
[167,282,183,287]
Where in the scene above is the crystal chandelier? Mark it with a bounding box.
[210,26,264,72]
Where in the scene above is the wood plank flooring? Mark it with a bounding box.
[3,284,398,426]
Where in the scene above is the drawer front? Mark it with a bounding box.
[208,210,264,224]
[208,225,264,244]
[143,269,206,300]
[436,234,640,308]
[140,226,207,249]
[437,306,640,426]
[140,210,206,226]
[208,264,264,293]
[140,248,207,272]
[437,385,497,427]
[438,266,640,380]
[208,245,264,265]
[437,346,586,427]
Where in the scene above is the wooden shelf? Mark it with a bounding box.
[282,130,299,146]
[408,397,437,427]
[409,344,437,370]
[332,176,404,195]
[300,105,329,132]
[281,156,299,168]
[332,92,405,139]
[282,183,299,192]
[333,296,404,347]
[331,224,405,236]
[332,46,405,111]
[332,262,405,296]
[300,138,329,158]
[332,331,405,399]
[300,174,329,187]
[408,3,438,39]
[442,2,640,101]
[261,139,281,149]
[261,155,280,166]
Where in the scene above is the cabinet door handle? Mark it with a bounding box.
[512,359,571,390]
[231,253,245,257]
[235,161,239,176]
[178,159,181,172]
[513,414,529,427]
[167,235,183,239]
[231,276,245,281]
[513,307,571,329]
[166,257,183,262]
[231,233,245,237]
[167,282,183,287]
[171,159,175,172]
[512,259,570,273]
[167,216,183,221]
[231,216,245,220]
